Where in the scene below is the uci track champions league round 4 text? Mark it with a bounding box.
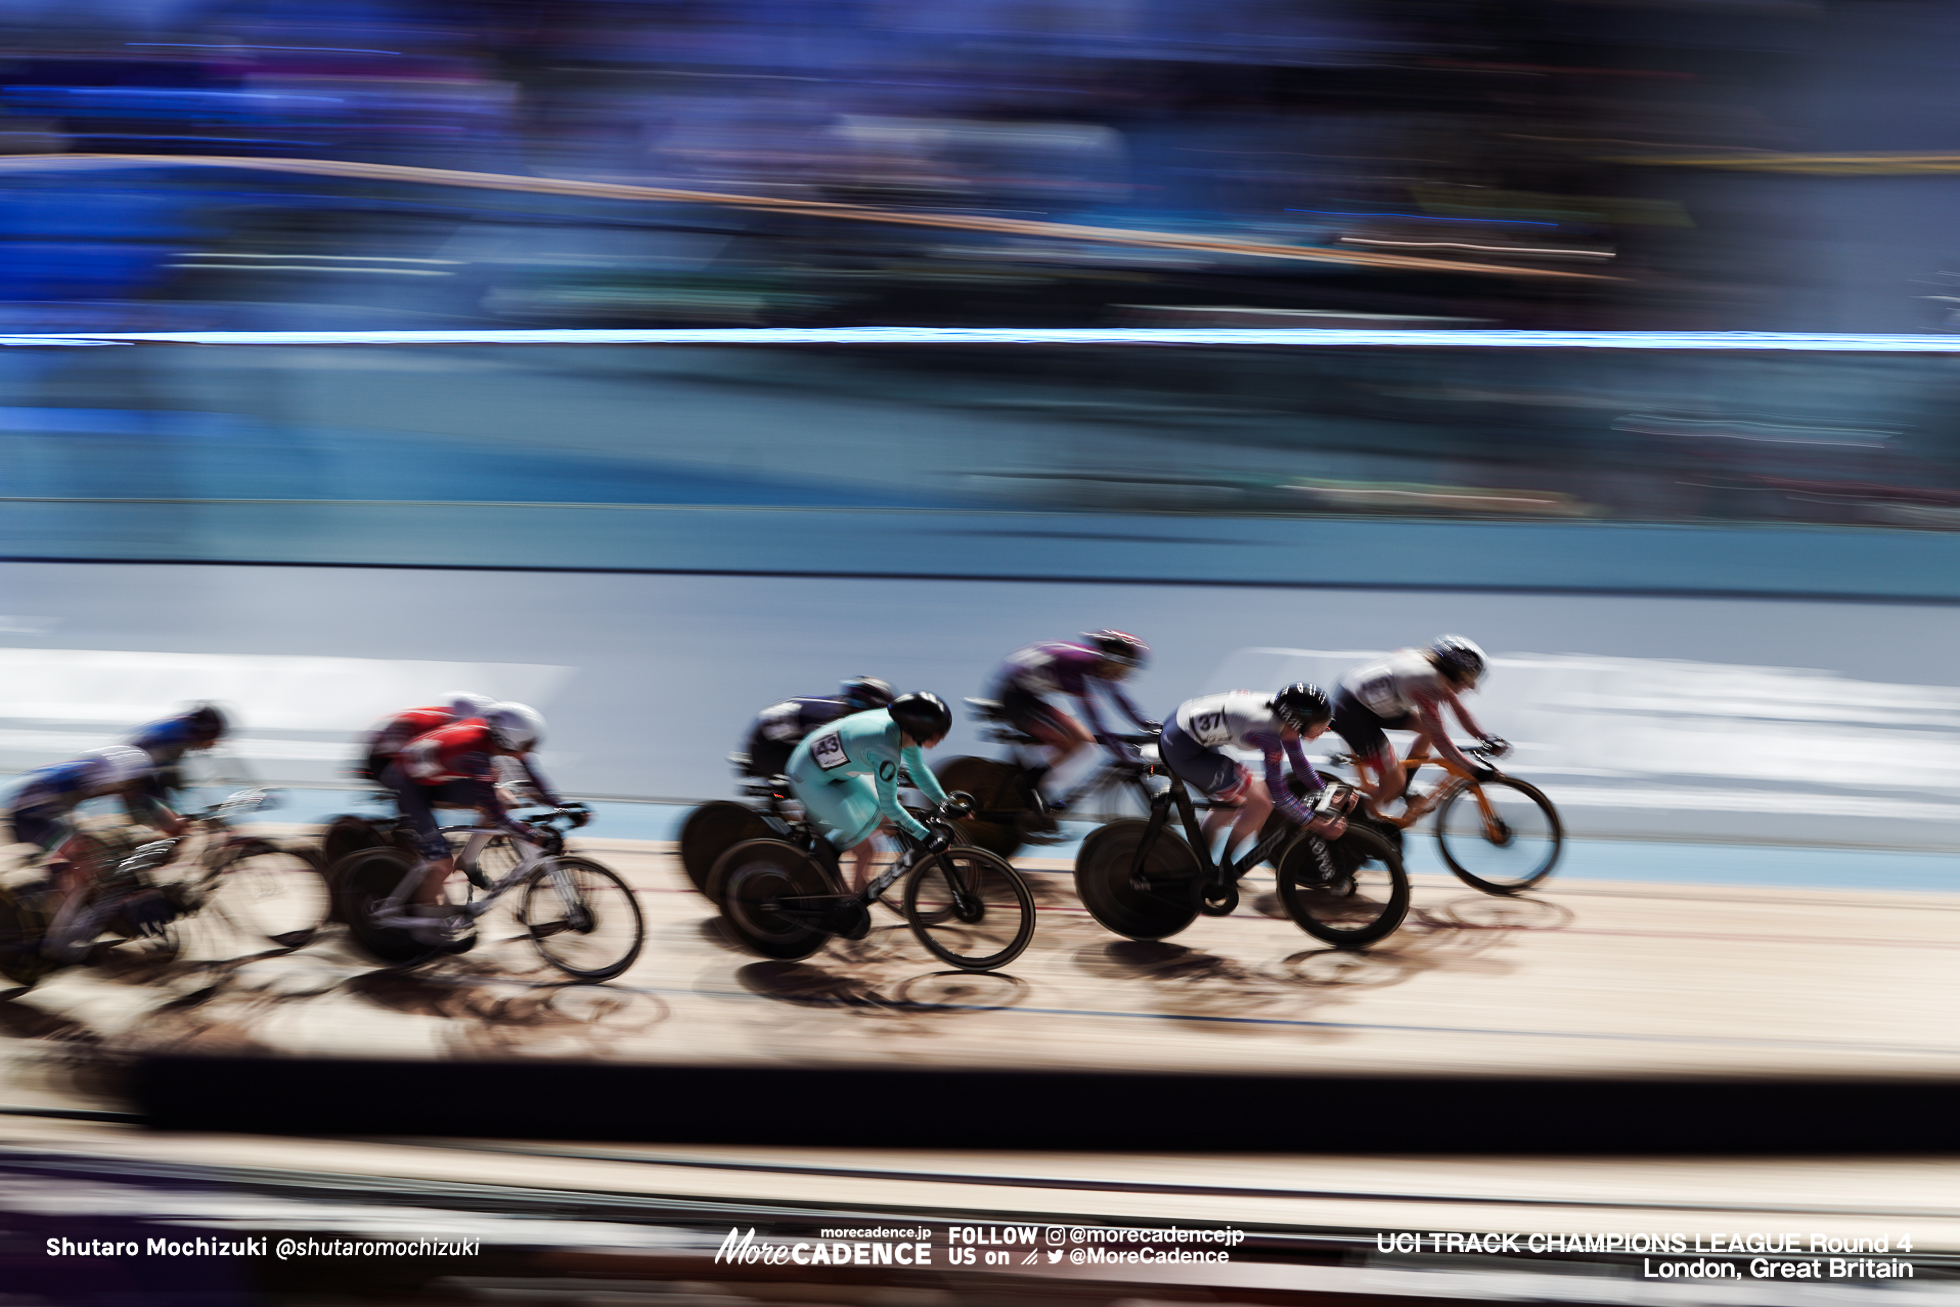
[1377,1230,1919,1281]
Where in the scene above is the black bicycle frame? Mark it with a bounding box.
[1128,776,1295,894]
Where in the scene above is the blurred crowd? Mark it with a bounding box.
[3,0,1960,529]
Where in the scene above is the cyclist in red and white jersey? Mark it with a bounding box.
[1331,635,1507,809]
[354,692,494,784]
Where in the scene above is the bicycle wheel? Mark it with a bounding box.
[932,757,1027,857]
[679,802,775,895]
[708,839,832,961]
[0,886,55,989]
[1435,776,1563,894]
[321,814,386,866]
[902,847,1035,971]
[208,839,330,949]
[331,848,446,965]
[1276,826,1409,949]
[519,856,645,981]
[1072,819,1199,942]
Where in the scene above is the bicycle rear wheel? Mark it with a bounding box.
[903,848,1035,971]
[332,848,448,965]
[0,886,55,989]
[520,856,645,981]
[1276,826,1409,949]
[1435,777,1563,894]
[679,801,776,895]
[709,839,832,961]
[1073,819,1199,942]
[932,757,1028,858]
[208,839,330,949]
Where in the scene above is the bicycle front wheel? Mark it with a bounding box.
[209,839,331,949]
[520,857,646,981]
[902,848,1035,972]
[1277,826,1409,948]
[1435,776,1563,894]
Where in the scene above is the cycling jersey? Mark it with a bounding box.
[1169,691,1323,825]
[397,720,559,801]
[127,713,211,769]
[1341,649,1449,724]
[8,757,147,850]
[991,640,1153,745]
[742,695,853,778]
[358,706,460,780]
[787,709,950,850]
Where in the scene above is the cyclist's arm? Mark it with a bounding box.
[876,753,933,841]
[1248,733,1314,825]
[516,756,564,807]
[1411,697,1482,773]
[1282,736,1325,793]
[1071,686,1119,751]
[901,743,950,808]
[1443,691,1492,742]
[1107,682,1156,732]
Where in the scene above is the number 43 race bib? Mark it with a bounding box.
[810,730,850,771]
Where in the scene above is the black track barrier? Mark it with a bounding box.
[130,1057,1960,1153]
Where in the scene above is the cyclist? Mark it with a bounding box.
[738,676,896,780]
[987,630,1159,817]
[786,691,956,893]
[7,745,183,959]
[126,703,229,818]
[1331,635,1507,811]
[384,702,564,944]
[355,692,495,785]
[1158,684,1347,871]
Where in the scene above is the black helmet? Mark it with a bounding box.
[1080,629,1149,673]
[1270,683,1331,731]
[841,676,896,711]
[1430,634,1488,688]
[888,692,953,743]
[186,703,230,744]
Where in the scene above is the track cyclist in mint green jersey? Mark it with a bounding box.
[787,692,954,892]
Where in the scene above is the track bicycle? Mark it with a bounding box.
[935,702,1161,857]
[331,807,644,981]
[706,800,1035,971]
[680,768,963,897]
[1323,741,1563,894]
[1075,772,1409,949]
[0,789,329,989]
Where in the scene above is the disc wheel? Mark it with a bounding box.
[679,802,776,895]
[331,848,448,965]
[207,839,331,950]
[932,757,1028,857]
[1073,819,1199,942]
[1435,776,1563,894]
[321,814,386,866]
[902,847,1035,971]
[708,839,834,961]
[519,856,645,981]
[1276,826,1410,949]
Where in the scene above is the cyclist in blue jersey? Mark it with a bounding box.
[8,745,181,959]
[786,692,955,892]
[126,703,228,820]
[1158,684,1347,870]
[739,676,896,780]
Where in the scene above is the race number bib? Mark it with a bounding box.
[809,730,849,772]
[1187,705,1232,748]
[1355,668,1402,717]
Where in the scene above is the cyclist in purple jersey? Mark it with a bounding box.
[1159,684,1347,869]
[989,630,1158,812]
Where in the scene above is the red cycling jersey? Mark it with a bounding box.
[397,720,498,786]
[366,706,465,761]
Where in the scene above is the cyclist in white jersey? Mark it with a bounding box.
[1330,635,1507,809]
[1158,684,1347,869]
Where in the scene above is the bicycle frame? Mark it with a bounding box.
[1127,776,1292,901]
[979,724,1160,822]
[1343,742,1507,839]
[371,812,579,931]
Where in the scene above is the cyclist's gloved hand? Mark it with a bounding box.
[1306,812,1348,840]
[920,826,953,855]
[560,801,592,828]
[939,792,974,820]
[1471,763,1500,782]
[1479,736,1511,759]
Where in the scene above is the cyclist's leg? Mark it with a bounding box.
[1331,689,1406,805]
[791,774,882,892]
[18,807,90,941]
[385,766,464,906]
[1002,686,1089,802]
[1160,726,1255,860]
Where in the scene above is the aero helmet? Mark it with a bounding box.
[840,676,896,711]
[1430,635,1488,688]
[888,692,953,742]
[1271,682,1332,731]
[483,702,546,751]
[1080,629,1149,674]
[185,703,229,745]
[446,691,495,719]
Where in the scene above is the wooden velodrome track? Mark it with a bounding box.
[4,834,1956,1083]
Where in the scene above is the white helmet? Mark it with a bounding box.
[84,744,151,789]
[445,691,495,719]
[483,702,545,751]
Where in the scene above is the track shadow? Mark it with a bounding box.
[733,959,1029,1021]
